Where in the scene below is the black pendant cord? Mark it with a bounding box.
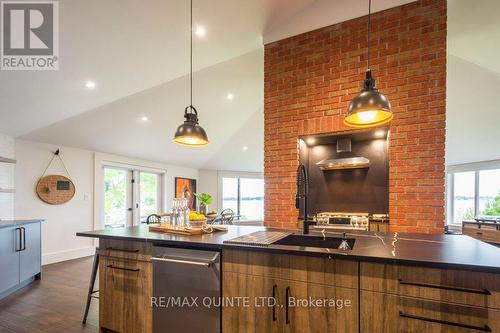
[190,0,193,109]
[367,0,371,70]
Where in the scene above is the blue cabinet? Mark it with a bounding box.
[20,222,41,282]
[0,221,41,299]
[0,226,20,294]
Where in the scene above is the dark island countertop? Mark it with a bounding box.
[77,225,500,273]
[0,219,44,229]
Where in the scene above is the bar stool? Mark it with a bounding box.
[82,247,99,324]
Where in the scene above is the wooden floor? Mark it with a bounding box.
[0,256,99,333]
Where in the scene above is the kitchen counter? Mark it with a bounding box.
[0,219,44,229]
[77,224,500,273]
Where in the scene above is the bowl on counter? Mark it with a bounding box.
[189,219,207,228]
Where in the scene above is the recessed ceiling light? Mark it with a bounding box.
[243,146,248,151]
[306,137,316,145]
[85,81,96,89]
[226,93,234,100]
[141,116,149,121]
[195,25,206,38]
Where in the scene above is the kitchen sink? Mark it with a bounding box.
[272,234,355,250]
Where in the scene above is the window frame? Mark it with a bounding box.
[446,159,500,225]
[99,161,166,228]
[218,171,264,224]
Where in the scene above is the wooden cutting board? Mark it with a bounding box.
[148,224,227,235]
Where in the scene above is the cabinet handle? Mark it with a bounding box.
[272,284,277,322]
[107,264,140,272]
[21,227,26,251]
[15,227,22,252]
[399,311,492,332]
[398,279,491,295]
[106,247,140,254]
[285,286,290,324]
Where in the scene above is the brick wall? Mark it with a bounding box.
[264,0,446,233]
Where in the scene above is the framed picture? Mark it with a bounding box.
[175,177,197,211]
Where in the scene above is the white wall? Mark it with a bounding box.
[15,140,198,265]
[0,133,15,220]
[446,55,500,166]
[15,140,95,265]
[198,169,220,212]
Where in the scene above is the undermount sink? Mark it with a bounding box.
[272,234,355,250]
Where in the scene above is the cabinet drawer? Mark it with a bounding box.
[223,250,358,288]
[361,291,500,333]
[100,239,152,262]
[361,262,500,309]
[463,226,500,244]
[99,257,152,333]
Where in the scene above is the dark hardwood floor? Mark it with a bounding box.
[0,256,99,333]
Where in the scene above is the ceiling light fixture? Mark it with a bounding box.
[85,81,96,89]
[173,0,209,147]
[141,116,149,121]
[344,0,393,128]
[226,93,234,100]
[195,25,206,37]
[243,146,248,151]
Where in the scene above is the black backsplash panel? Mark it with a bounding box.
[300,130,389,215]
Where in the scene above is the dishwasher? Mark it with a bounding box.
[151,246,221,333]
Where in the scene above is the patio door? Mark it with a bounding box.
[103,167,133,228]
[103,166,163,228]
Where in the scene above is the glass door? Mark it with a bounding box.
[139,171,161,223]
[103,167,133,228]
[103,166,164,227]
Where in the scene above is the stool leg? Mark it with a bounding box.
[83,248,99,324]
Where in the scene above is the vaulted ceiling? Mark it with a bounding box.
[0,0,416,171]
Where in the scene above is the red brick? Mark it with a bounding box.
[264,0,446,233]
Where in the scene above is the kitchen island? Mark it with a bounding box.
[77,225,500,333]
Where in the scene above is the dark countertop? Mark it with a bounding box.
[77,225,500,273]
[0,219,44,229]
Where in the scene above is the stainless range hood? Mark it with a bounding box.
[316,138,370,170]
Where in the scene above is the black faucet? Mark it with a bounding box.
[296,164,309,234]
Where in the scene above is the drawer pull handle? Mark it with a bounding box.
[106,247,140,254]
[285,286,290,324]
[398,279,491,295]
[107,264,140,272]
[399,312,492,332]
[272,284,277,322]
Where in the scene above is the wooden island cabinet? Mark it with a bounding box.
[223,250,500,333]
[78,230,500,333]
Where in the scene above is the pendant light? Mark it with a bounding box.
[173,0,209,146]
[344,0,393,128]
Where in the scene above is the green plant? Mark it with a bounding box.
[194,192,213,205]
[482,190,500,216]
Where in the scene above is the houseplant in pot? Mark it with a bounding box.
[194,192,212,216]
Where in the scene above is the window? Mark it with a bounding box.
[102,166,164,228]
[104,167,130,228]
[221,176,264,222]
[447,163,500,225]
[139,172,160,222]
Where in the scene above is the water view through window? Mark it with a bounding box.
[450,168,500,224]
[222,177,264,221]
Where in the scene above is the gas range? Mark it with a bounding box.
[313,212,370,231]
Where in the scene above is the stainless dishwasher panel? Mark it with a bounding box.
[152,246,221,333]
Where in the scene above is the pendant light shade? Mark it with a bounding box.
[344,69,393,128]
[173,0,209,147]
[173,106,209,146]
[344,0,393,128]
